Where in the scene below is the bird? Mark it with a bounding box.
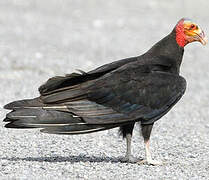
[3,18,207,165]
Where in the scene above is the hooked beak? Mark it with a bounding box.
[196,30,208,45]
[185,25,208,46]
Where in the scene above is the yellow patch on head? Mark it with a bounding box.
[183,21,201,37]
[182,19,207,45]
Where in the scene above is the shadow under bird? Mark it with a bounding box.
[3,18,207,165]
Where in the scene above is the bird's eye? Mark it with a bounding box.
[190,24,195,29]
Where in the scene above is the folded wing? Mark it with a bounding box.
[4,62,186,134]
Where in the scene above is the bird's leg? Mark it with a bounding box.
[145,139,152,162]
[138,123,162,165]
[123,133,138,163]
[120,123,139,163]
[125,133,132,158]
[142,139,162,165]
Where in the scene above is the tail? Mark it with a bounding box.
[4,98,119,134]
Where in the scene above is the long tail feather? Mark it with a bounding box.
[4,108,82,128]
[3,98,124,135]
[41,124,119,135]
[4,98,44,110]
[3,95,129,134]
[4,97,85,129]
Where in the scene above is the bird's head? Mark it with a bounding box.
[175,18,207,47]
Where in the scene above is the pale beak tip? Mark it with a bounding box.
[201,37,208,45]
[199,30,207,45]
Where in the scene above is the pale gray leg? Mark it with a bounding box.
[121,132,140,163]
[138,124,163,165]
[138,139,163,165]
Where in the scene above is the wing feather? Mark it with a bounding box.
[39,64,186,125]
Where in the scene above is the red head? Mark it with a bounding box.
[175,18,207,47]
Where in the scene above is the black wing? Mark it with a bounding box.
[39,56,138,95]
[5,61,186,134]
[40,62,187,125]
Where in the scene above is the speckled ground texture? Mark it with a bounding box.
[0,0,209,179]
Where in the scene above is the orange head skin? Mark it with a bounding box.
[175,18,207,47]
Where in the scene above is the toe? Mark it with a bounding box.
[147,159,163,165]
[120,156,142,163]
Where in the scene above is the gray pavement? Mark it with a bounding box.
[0,0,209,179]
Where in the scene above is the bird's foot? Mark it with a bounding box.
[137,159,163,166]
[120,155,142,163]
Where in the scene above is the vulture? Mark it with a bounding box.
[3,18,207,165]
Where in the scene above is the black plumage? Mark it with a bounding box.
[3,18,206,165]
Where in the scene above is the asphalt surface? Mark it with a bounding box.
[0,1,209,179]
